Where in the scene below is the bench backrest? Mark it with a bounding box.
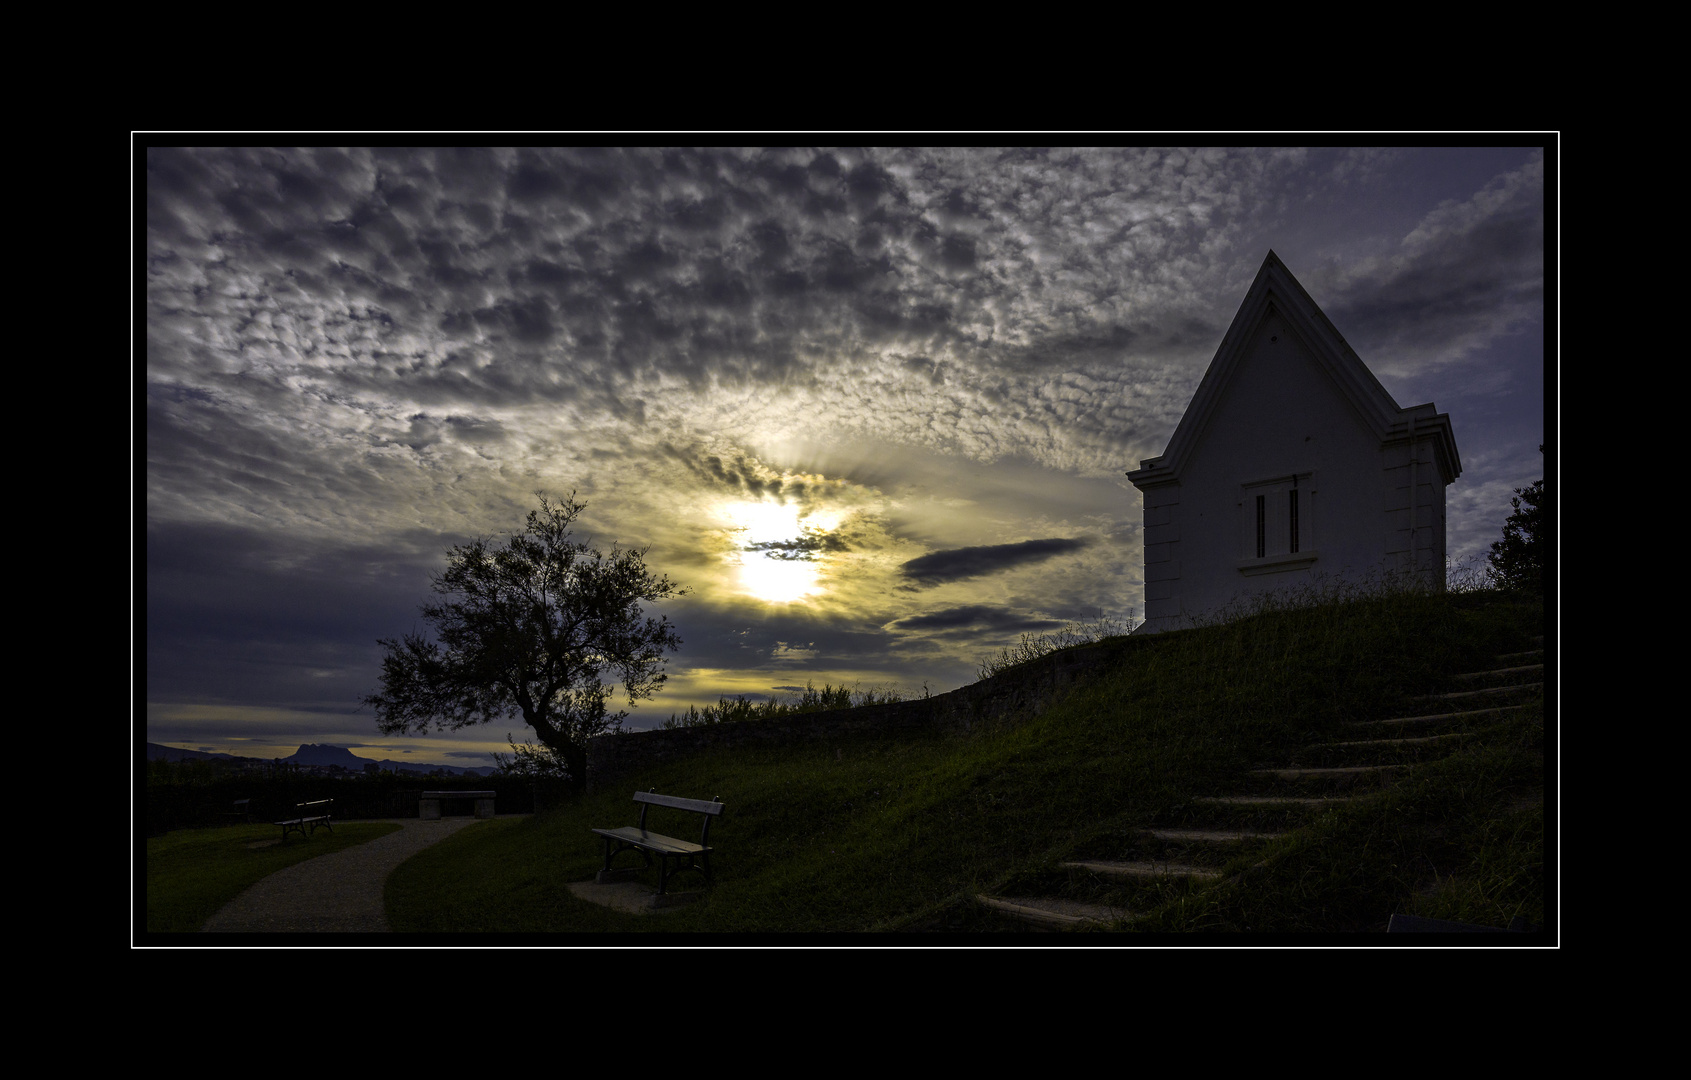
[634,791,724,816]
[633,790,723,847]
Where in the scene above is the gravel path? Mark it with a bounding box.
[201,817,488,933]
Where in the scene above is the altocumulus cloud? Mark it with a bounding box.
[144,144,1547,757]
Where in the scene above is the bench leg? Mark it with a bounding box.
[601,837,653,874]
[654,854,711,895]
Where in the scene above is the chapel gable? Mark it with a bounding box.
[1126,252,1459,633]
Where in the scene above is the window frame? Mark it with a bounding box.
[1237,472,1318,575]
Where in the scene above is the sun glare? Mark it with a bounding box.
[722,499,840,604]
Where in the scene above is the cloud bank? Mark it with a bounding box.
[144,144,1549,757]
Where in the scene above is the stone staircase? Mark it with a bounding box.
[974,640,1545,930]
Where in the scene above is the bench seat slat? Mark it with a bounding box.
[591,827,709,856]
[593,792,722,896]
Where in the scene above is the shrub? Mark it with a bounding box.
[976,616,1139,681]
[660,680,904,729]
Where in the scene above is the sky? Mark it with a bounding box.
[142,144,1551,769]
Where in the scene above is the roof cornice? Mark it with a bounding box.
[1387,406,1462,485]
[1127,251,1460,488]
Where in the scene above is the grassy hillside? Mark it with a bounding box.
[385,585,1545,935]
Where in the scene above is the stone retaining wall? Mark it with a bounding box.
[585,635,1142,792]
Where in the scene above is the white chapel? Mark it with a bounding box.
[1126,252,1461,633]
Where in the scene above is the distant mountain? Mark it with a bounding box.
[287,743,368,768]
[146,741,498,777]
[283,744,499,776]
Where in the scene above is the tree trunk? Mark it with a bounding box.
[525,707,587,794]
[560,741,588,794]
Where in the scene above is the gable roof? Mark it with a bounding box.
[1127,251,1460,488]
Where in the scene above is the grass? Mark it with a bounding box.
[383,584,1544,935]
[144,821,402,933]
[976,615,1139,680]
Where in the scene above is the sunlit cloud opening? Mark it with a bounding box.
[721,499,844,604]
[144,148,1547,769]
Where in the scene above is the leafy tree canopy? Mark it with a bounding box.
[363,493,685,790]
[1489,477,1544,593]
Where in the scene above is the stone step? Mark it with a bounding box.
[1253,764,1404,782]
[1414,683,1542,704]
[1498,649,1544,663]
[1279,735,1464,770]
[1062,860,1222,881]
[1162,794,1340,833]
[1314,732,1465,749]
[1194,795,1351,806]
[1350,705,1528,729]
[1144,827,1285,842]
[1453,664,1544,682]
[976,894,1132,928]
[1258,770,1400,777]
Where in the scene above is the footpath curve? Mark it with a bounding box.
[202,816,491,933]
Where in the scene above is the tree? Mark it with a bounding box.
[1488,477,1544,593]
[363,494,685,791]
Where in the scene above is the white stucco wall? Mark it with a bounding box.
[1137,311,1447,632]
[1382,411,1451,582]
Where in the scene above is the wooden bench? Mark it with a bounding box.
[274,799,333,840]
[591,790,723,896]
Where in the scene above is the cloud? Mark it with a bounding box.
[899,537,1092,587]
[746,532,851,561]
[1321,152,1545,376]
[144,145,1546,760]
[886,605,1068,636]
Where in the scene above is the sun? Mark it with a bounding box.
[721,499,840,604]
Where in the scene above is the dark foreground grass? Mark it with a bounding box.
[386,587,1545,934]
[145,822,402,933]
